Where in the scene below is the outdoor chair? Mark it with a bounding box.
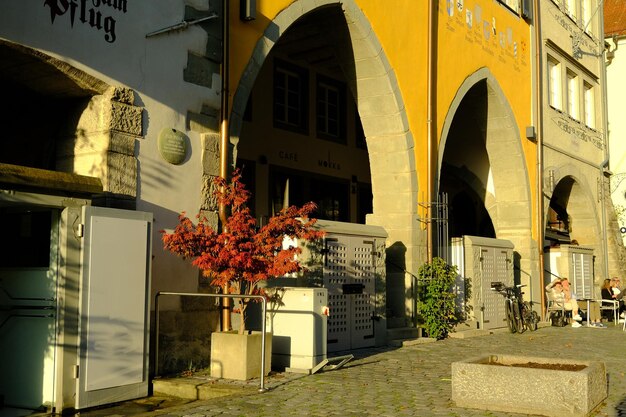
[598,299,619,325]
[545,291,568,324]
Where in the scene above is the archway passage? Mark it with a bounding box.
[235,5,372,225]
[545,176,600,249]
[439,71,531,246]
[440,80,496,240]
[543,175,603,303]
[0,42,95,171]
[229,0,419,328]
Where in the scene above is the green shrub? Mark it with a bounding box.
[417,257,458,340]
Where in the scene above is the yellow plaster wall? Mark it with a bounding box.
[228,0,429,169]
[436,0,537,233]
[229,0,429,139]
[228,0,536,232]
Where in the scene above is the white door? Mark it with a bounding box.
[76,206,152,409]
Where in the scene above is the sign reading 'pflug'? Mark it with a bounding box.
[43,0,127,43]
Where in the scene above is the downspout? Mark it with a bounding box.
[427,0,437,263]
[220,0,232,331]
[599,12,610,282]
[532,0,546,317]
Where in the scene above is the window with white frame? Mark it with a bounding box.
[583,81,595,128]
[566,70,579,120]
[548,56,562,110]
[581,0,592,30]
[316,75,346,143]
[273,59,308,133]
[566,0,578,20]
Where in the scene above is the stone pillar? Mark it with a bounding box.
[56,87,142,205]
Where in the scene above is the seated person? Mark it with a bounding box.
[545,279,583,327]
[611,277,624,301]
[602,278,625,320]
[561,278,604,327]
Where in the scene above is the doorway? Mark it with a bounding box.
[0,206,59,414]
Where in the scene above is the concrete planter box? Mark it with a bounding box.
[210,331,272,381]
[452,355,606,417]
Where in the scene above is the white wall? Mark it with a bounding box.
[0,1,218,301]
[607,36,626,245]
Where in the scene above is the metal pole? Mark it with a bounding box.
[220,0,232,332]
[532,0,546,318]
[426,0,438,263]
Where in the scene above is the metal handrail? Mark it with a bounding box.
[154,291,268,392]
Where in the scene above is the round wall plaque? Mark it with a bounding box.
[158,128,188,165]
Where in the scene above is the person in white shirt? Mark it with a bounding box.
[561,278,604,327]
[545,279,583,327]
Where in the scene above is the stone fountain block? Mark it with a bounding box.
[451,354,606,417]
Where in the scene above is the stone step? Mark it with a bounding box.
[388,337,437,348]
[386,326,420,341]
[152,378,255,400]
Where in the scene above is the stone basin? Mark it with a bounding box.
[451,354,607,417]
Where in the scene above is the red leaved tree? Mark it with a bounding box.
[162,169,324,334]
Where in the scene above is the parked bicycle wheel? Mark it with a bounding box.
[513,302,525,333]
[505,301,517,333]
[530,310,539,331]
[522,302,538,331]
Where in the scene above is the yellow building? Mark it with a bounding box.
[228,0,536,328]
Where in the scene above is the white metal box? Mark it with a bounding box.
[265,287,328,373]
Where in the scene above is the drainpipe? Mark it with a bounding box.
[599,12,610,282]
[427,0,437,263]
[220,0,232,331]
[532,0,546,317]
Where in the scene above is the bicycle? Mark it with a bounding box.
[490,281,540,333]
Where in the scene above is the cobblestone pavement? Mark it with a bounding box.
[92,324,626,417]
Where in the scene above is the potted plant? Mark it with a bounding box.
[161,169,324,380]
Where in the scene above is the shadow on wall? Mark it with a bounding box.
[385,241,411,326]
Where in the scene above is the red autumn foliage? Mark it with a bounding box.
[161,169,324,332]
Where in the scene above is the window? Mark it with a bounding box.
[273,59,308,133]
[566,70,579,120]
[566,0,578,20]
[316,75,346,143]
[497,0,520,14]
[581,0,591,28]
[547,56,562,110]
[583,82,595,128]
[270,168,350,222]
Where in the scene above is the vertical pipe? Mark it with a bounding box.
[220,0,232,331]
[427,0,438,263]
[154,293,160,377]
[533,0,546,317]
[599,6,610,282]
[259,297,266,392]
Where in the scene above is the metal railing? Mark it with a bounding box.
[154,291,268,392]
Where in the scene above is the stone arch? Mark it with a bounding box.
[0,40,143,204]
[546,165,604,283]
[438,67,534,287]
[229,0,420,325]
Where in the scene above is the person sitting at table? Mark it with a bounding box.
[601,278,624,322]
[545,279,583,327]
[605,278,626,320]
[561,278,604,327]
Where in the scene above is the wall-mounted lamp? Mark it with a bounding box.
[240,0,256,21]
